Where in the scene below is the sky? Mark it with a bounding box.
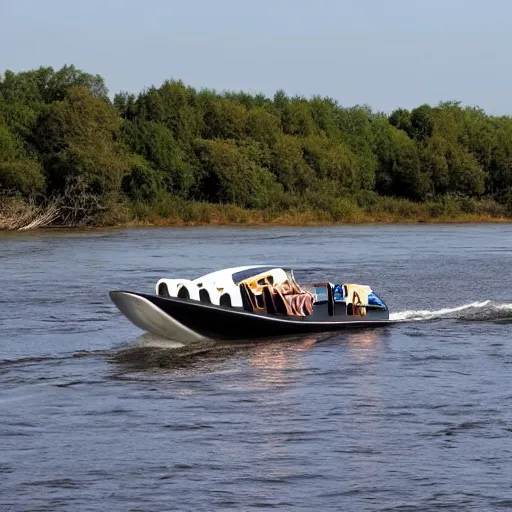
[1,0,511,114]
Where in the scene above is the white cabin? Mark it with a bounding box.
[155,265,296,308]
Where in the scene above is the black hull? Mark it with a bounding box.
[110,291,392,341]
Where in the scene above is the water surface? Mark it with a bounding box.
[1,225,512,511]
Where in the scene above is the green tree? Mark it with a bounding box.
[33,86,128,196]
[309,96,340,138]
[199,93,247,140]
[373,118,428,200]
[0,123,45,196]
[409,104,434,142]
[271,134,315,193]
[246,107,280,146]
[302,135,359,190]
[120,120,194,195]
[0,65,108,105]
[281,97,317,137]
[122,155,164,203]
[194,139,277,208]
[336,106,377,189]
[389,108,411,134]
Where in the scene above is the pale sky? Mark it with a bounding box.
[1,0,511,114]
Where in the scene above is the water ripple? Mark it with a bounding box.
[2,225,512,511]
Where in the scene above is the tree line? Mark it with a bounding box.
[1,64,512,224]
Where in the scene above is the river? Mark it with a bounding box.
[1,224,512,511]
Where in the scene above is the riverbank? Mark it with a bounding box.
[1,194,511,231]
[121,202,512,226]
[124,213,512,227]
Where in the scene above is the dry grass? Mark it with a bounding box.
[0,196,61,231]
[120,201,512,228]
[2,193,512,231]
[18,203,61,231]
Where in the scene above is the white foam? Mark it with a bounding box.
[390,301,493,322]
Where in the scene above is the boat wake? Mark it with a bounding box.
[390,301,512,323]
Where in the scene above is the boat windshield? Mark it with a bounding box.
[232,267,287,285]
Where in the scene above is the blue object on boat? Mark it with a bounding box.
[368,292,384,307]
[333,284,344,302]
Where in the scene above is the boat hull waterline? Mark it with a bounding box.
[109,291,393,343]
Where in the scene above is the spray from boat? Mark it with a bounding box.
[390,301,512,322]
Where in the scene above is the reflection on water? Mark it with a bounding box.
[247,335,322,389]
[111,334,324,385]
[249,335,321,369]
[345,329,383,362]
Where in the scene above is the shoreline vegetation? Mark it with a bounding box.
[2,194,510,231]
[1,65,512,230]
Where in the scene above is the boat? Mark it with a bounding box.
[109,265,392,343]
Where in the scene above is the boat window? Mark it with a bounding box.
[314,286,329,304]
[220,293,232,307]
[232,267,276,284]
[158,283,171,297]
[199,289,211,303]
[177,286,190,299]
